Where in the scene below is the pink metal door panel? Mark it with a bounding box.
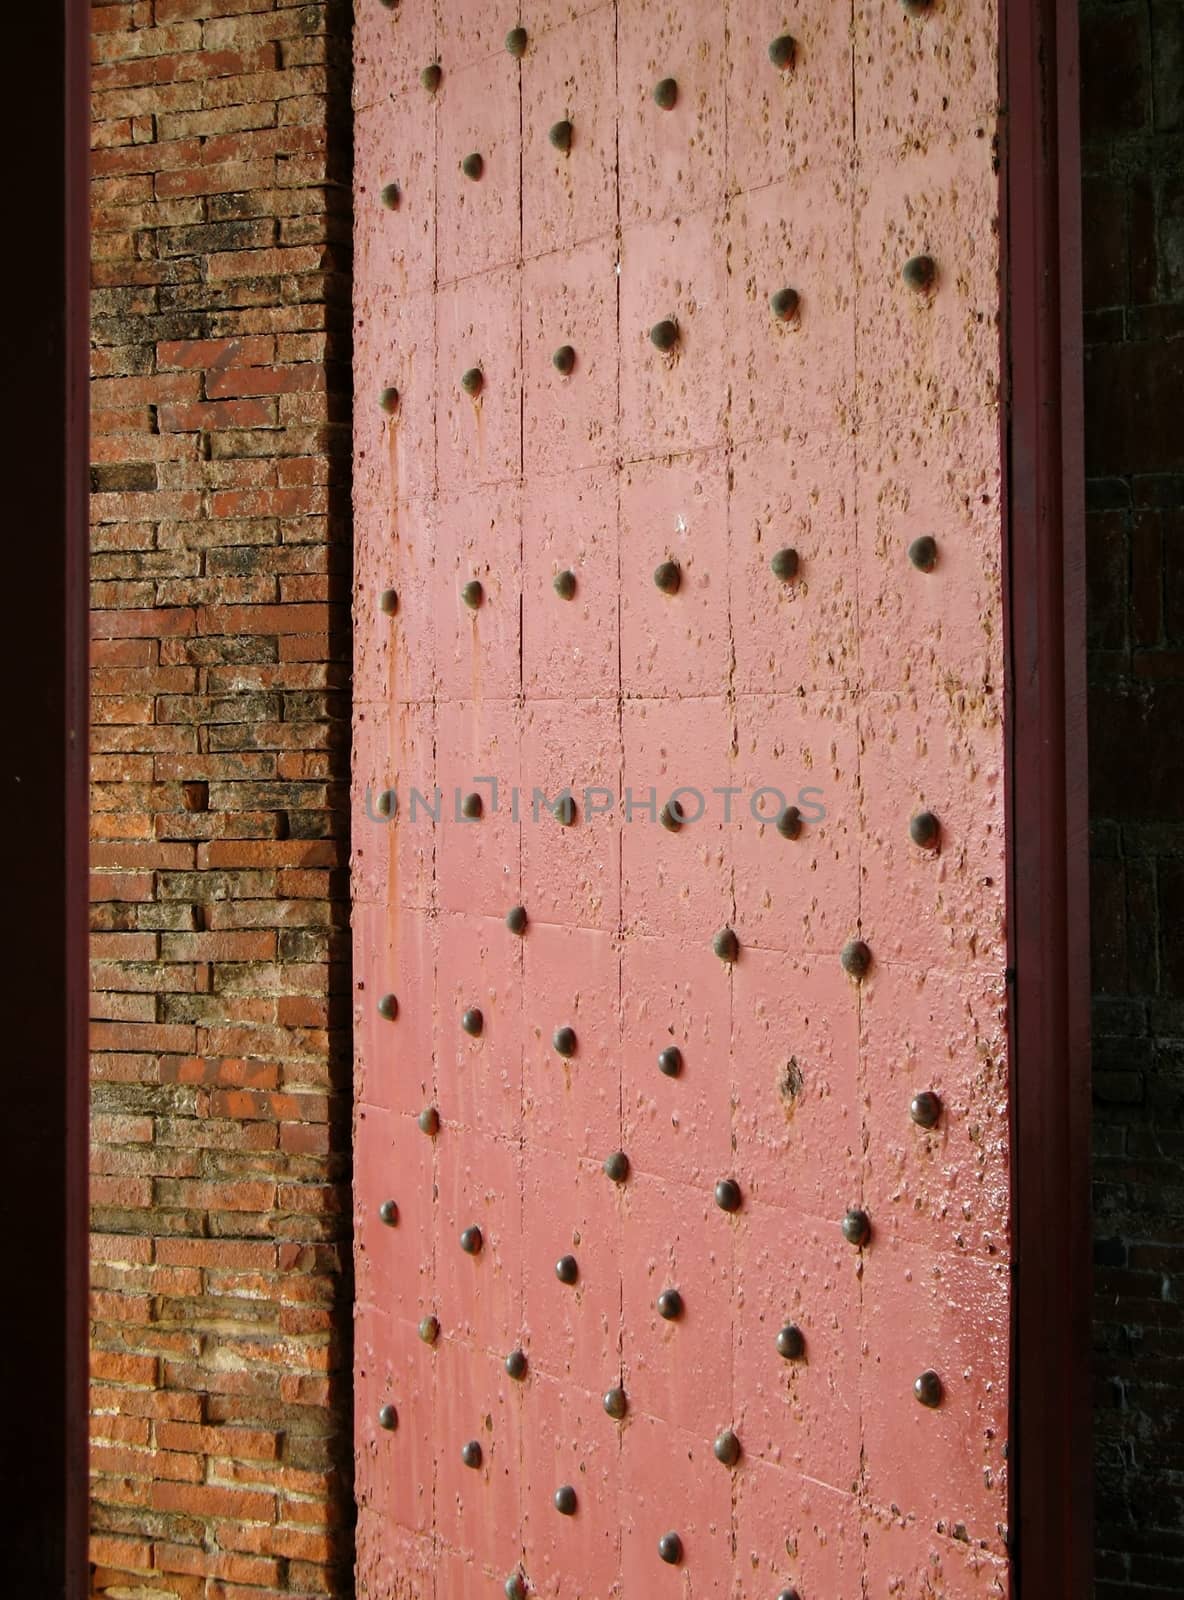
[354,0,1013,1593]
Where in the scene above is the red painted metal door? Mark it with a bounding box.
[352,2,1011,1595]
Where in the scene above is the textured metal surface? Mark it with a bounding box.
[353,0,1009,1594]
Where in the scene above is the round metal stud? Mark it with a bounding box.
[555,1254,579,1286]
[505,1576,527,1600]
[768,34,797,69]
[777,804,802,840]
[915,1369,943,1408]
[461,1006,484,1037]
[713,927,740,964]
[378,1199,398,1226]
[379,386,400,414]
[653,77,678,109]
[650,318,679,352]
[603,1150,630,1183]
[460,1225,483,1255]
[659,801,683,833]
[506,905,528,936]
[713,1429,741,1467]
[378,1403,397,1430]
[380,182,400,210]
[658,1046,683,1079]
[553,1025,577,1058]
[418,1315,440,1345]
[840,939,872,979]
[421,62,442,92]
[841,1207,871,1247]
[553,794,577,827]
[777,1590,802,1600]
[554,1484,578,1516]
[552,344,576,375]
[653,560,682,595]
[658,1532,684,1566]
[908,534,938,571]
[461,578,484,608]
[910,1090,942,1129]
[377,993,398,1020]
[461,367,484,398]
[715,1177,742,1213]
[461,151,484,180]
[770,287,800,322]
[776,1323,805,1360]
[657,1288,684,1321]
[417,1106,440,1136]
[771,546,800,581]
[374,788,396,817]
[548,119,574,152]
[505,1348,528,1380]
[505,26,528,57]
[909,809,941,847]
[902,253,937,292]
[460,792,483,820]
[553,569,577,600]
[462,1439,483,1469]
[603,1386,628,1419]
[379,588,399,615]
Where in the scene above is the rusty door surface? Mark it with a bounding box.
[352,2,1010,1595]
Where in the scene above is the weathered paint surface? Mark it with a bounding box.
[352,2,1009,1596]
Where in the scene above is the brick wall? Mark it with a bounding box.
[1080,1,1184,1594]
[87,2,353,1594]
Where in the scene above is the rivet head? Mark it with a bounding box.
[377,993,398,1020]
[378,1403,397,1430]
[505,26,528,57]
[777,804,802,840]
[603,1150,630,1183]
[553,1025,577,1057]
[505,1576,527,1600]
[768,34,797,69]
[659,801,683,833]
[505,1348,528,1380]
[910,1090,942,1129]
[555,1254,579,1285]
[902,253,937,292]
[553,794,577,826]
[841,1207,871,1247]
[713,927,740,964]
[418,1315,440,1345]
[658,1532,684,1565]
[554,1484,578,1516]
[713,1429,741,1467]
[552,344,576,376]
[461,1006,484,1036]
[420,62,442,92]
[460,1225,483,1255]
[417,1106,439,1136]
[460,792,483,820]
[461,151,484,180]
[908,534,938,571]
[650,317,680,351]
[910,809,941,847]
[771,546,800,581]
[378,1199,398,1226]
[379,588,399,615]
[553,568,577,600]
[770,287,800,322]
[603,1386,628,1419]
[658,1046,683,1078]
[461,367,484,398]
[506,905,528,936]
[840,939,871,979]
[915,1369,943,1407]
[379,386,400,414]
[777,1590,802,1600]
[380,182,400,210]
[776,1323,805,1360]
[653,559,682,595]
[461,578,484,608]
[714,1177,742,1213]
[653,77,678,109]
[462,1439,483,1469]
[657,1288,684,1321]
[548,118,574,152]
[374,788,397,817]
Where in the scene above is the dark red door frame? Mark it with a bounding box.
[1002,0,1092,1593]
